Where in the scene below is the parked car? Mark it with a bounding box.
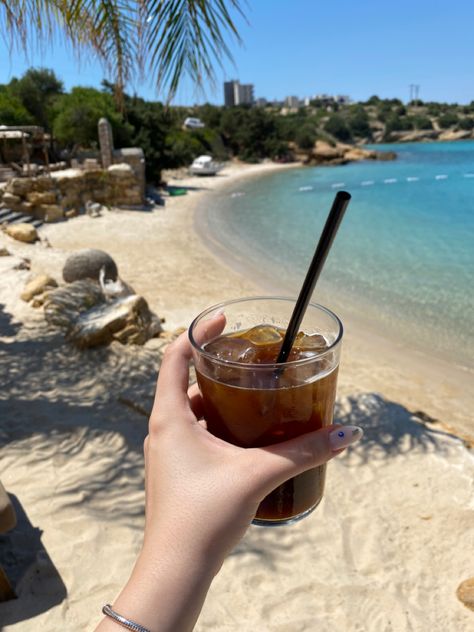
[183,117,205,129]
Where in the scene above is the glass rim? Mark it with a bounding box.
[188,296,343,370]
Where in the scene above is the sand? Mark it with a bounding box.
[0,161,473,631]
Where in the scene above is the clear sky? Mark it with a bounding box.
[1,0,473,105]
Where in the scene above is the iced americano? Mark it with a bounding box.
[195,323,339,524]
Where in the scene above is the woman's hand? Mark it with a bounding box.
[143,317,362,565]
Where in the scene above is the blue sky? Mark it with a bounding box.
[1,0,473,105]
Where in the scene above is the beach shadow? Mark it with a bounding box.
[335,393,467,464]
[165,184,210,193]
[0,494,67,628]
[0,303,20,338]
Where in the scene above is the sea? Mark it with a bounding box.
[202,141,474,370]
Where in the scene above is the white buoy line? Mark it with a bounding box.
[294,172,474,192]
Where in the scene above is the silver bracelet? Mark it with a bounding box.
[102,604,151,632]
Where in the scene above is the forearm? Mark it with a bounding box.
[95,538,220,632]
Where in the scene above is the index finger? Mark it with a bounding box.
[150,312,226,421]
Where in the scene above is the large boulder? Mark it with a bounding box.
[21,274,58,302]
[5,223,38,244]
[43,280,162,347]
[67,294,161,348]
[62,249,118,283]
[40,204,64,223]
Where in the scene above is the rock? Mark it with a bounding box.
[1,192,23,211]
[43,279,162,347]
[67,294,159,348]
[31,292,52,308]
[13,258,31,270]
[108,163,134,176]
[5,177,34,197]
[65,209,78,219]
[0,247,10,256]
[457,578,474,611]
[438,129,472,141]
[5,223,38,243]
[41,204,64,223]
[21,274,58,302]
[63,249,118,283]
[26,191,57,206]
[313,141,344,160]
[43,280,105,330]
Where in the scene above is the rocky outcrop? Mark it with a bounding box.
[62,249,118,283]
[43,279,162,348]
[438,129,472,141]
[291,141,396,166]
[67,294,160,348]
[4,223,38,243]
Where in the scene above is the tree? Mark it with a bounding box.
[324,114,352,143]
[0,90,34,125]
[52,87,132,149]
[1,1,246,101]
[438,112,459,129]
[8,68,63,130]
[348,106,372,140]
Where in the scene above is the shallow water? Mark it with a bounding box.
[204,141,474,369]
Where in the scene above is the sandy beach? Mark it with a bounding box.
[1,160,473,631]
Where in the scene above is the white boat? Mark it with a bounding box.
[189,155,223,176]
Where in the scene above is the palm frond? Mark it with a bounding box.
[139,0,246,98]
[0,1,247,101]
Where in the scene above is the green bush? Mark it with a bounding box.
[438,112,459,128]
[324,114,352,142]
[412,116,433,130]
[295,124,317,149]
[348,106,372,139]
[458,117,474,130]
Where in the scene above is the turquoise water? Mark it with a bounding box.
[204,141,474,368]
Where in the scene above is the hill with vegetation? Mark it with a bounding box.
[1,69,473,183]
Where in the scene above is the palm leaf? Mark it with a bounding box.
[0,1,246,101]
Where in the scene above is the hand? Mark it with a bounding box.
[142,313,362,565]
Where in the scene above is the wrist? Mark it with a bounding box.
[103,538,219,632]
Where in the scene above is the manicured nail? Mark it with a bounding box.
[329,426,363,451]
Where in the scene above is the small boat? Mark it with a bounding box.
[189,155,223,176]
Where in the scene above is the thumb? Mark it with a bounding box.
[251,425,363,494]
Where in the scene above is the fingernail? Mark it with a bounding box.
[213,308,225,318]
[329,426,363,451]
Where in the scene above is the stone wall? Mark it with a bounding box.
[0,163,144,222]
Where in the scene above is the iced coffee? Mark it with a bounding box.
[189,297,342,526]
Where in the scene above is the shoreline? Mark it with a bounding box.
[191,164,474,443]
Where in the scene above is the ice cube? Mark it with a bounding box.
[205,336,257,363]
[293,332,328,352]
[239,325,283,346]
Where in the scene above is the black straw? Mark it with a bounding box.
[276,190,351,364]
